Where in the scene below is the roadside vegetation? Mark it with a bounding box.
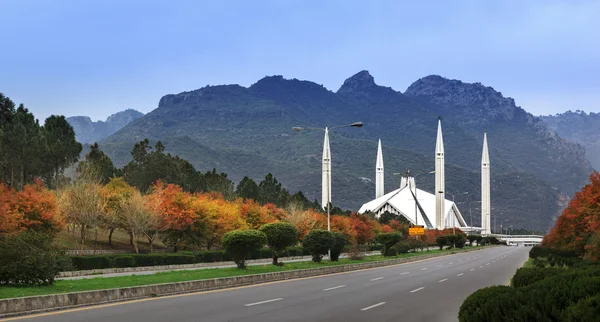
[459,172,600,322]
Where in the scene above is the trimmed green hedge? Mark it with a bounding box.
[70,246,317,271]
[512,267,564,288]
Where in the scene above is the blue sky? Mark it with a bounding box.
[1,0,598,121]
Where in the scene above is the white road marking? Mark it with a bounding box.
[457,273,464,276]
[361,302,386,311]
[449,262,454,264]
[438,279,448,283]
[479,266,484,268]
[486,263,490,266]
[421,268,428,271]
[323,285,346,291]
[458,259,463,262]
[470,269,475,271]
[245,298,283,307]
[410,287,425,293]
[437,265,443,267]
[400,272,410,275]
[370,277,384,281]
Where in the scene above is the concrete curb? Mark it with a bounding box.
[0,247,486,318]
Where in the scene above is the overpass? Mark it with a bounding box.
[491,234,543,246]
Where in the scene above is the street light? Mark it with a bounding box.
[448,191,468,247]
[292,122,363,257]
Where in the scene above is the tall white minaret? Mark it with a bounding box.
[376,139,384,199]
[435,119,445,230]
[481,132,491,234]
[322,128,332,210]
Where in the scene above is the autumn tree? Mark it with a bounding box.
[120,191,162,253]
[100,177,137,246]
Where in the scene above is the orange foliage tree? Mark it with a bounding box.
[0,180,63,235]
[543,171,600,259]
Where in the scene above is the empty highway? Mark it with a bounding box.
[3,246,529,322]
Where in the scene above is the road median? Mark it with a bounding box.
[0,247,488,318]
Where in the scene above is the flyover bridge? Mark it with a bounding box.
[491,234,543,246]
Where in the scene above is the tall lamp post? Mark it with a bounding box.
[449,191,468,248]
[292,122,363,257]
[469,201,481,229]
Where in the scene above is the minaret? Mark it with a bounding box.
[481,133,491,234]
[435,119,445,230]
[376,139,384,199]
[322,128,331,210]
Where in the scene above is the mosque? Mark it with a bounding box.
[356,120,491,234]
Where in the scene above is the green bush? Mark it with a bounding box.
[384,246,398,256]
[395,241,412,254]
[302,229,334,263]
[455,237,466,248]
[131,254,196,267]
[466,235,478,246]
[114,256,135,268]
[0,231,70,285]
[287,247,304,257]
[222,229,267,268]
[200,250,225,262]
[436,236,448,250]
[458,286,534,322]
[563,294,600,322]
[376,232,402,256]
[71,255,112,270]
[259,222,298,265]
[368,244,383,251]
[330,232,347,261]
[511,267,565,288]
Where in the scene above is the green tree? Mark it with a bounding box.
[376,232,402,256]
[330,231,347,261]
[222,230,267,269]
[77,143,117,184]
[42,115,82,187]
[257,173,289,206]
[236,176,260,201]
[436,236,448,250]
[259,222,298,265]
[204,168,234,198]
[302,229,334,263]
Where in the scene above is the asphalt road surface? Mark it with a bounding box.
[3,246,530,322]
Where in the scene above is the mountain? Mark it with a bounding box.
[98,71,593,231]
[541,111,600,170]
[67,109,144,144]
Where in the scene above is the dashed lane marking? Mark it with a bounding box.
[245,298,283,307]
[361,302,386,311]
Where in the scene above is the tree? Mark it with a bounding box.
[259,222,298,265]
[100,177,137,247]
[204,169,234,199]
[0,231,69,285]
[257,173,288,206]
[236,176,260,201]
[467,235,478,246]
[78,143,118,184]
[302,229,334,262]
[222,229,267,268]
[436,236,448,250]
[119,191,162,254]
[42,115,82,187]
[376,232,402,256]
[58,179,107,251]
[330,231,347,261]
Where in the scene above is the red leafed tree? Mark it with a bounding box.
[544,171,600,258]
[349,213,377,245]
[0,184,25,234]
[330,215,354,241]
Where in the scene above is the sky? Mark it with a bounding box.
[1,0,599,121]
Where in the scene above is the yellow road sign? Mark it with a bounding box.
[409,227,425,235]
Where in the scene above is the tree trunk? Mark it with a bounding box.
[272,255,278,265]
[147,237,154,253]
[93,228,98,255]
[129,232,134,246]
[80,226,86,250]
[108,228,115,247]
[133,233,139,254]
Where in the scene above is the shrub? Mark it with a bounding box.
[302,230,334,262]
[287,247,304,257]
[529,245,545,259]
[563,294,600,322]
[368,244,383,251]
[222,229,267,268]
[131,254,195,267]
[384,246,398,256]
[71,255,112,270]
[458,286,533,322]
[511,267,565,288]
[455,237,466,248]
[467,235,478,246]
[259,222,298,265]
[0,232,70,285]
[201,250,226,262]
[114,256,135,268]
[330,232,347,261]
[395,241,412,254]
[376,232,402,256]
[436,236,448,250]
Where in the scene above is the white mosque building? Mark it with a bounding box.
[358,119,490,232]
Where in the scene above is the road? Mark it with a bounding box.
[3,246,529,322]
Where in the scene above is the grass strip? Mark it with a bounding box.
[0,247,476,299]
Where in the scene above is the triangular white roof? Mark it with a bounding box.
[358,182,467,229]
